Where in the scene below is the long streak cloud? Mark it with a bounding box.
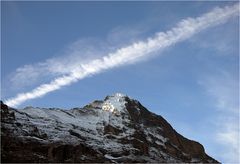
[5,3,239,107]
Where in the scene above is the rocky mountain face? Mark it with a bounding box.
[1,94,218,163]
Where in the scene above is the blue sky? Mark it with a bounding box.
[1,1,239,163]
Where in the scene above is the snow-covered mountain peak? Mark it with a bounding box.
[1,98,218,163]
[104,93,128,100]
[112,93,127,97]
[102,93,127,113]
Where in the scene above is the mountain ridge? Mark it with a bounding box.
[1,94,219,163]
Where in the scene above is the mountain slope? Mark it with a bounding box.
[1,94,218,163]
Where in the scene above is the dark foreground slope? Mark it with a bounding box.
[1,94,218,163]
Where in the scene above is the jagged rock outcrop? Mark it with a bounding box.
[1,94,218,163]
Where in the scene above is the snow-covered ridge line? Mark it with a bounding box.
[1,96,219,163]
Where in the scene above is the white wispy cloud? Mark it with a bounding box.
[216,116,239,163]
[200,70,239,163]
[8,23,149,89]
[190,18,238,55]
[5,3,239,107]
[8,38,111,89]
[201,71,239,113]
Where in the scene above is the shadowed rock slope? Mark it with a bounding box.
[1,94,218,163]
